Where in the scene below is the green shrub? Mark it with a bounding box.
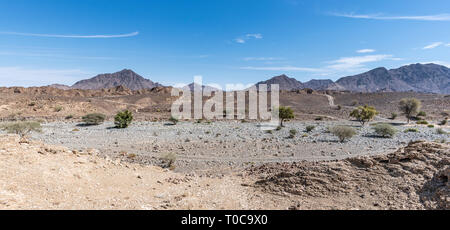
[417,111,427,117]
[351,100,358,106]
[275,126,282,131]
[288,129,297,138]
[315,117,324,121]
[436,128,447,135]
[161,153,177,170]
[54,106,63,112]
[404,128,419,133]
[428,124,435,128]
[81,113,106,126]
[114,110,133,128]
[65,115,74,120]
[169,116,179,125]
[399,98,421,123]
[373,123,397,138]
[390,113,398,120]
[330,126,357,142]
[277,106,294,127]
[0,121,42,137]
[350,105,378,126]
[28,102,36,107]
[265,130,273,134]
[305,125,315,133]
[416,120,428,125]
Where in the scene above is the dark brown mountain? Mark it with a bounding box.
[303,79,345,91]
[71,69,162,90]
[254,74,304,91]
[336,64,450,94]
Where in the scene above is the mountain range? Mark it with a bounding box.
[255,63,450,94]
[48,63,450,94]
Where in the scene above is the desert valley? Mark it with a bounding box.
[0,64,448,210]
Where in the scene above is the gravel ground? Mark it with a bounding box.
[29,120,449,174]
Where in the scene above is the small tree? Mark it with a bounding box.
[81,113,106,126]
[0,121,42,141]
[114,110,133,128]
[330,126,356,142]
[399,98,421,123]
[277,106,294,127]
[288,129,297,138]
[350,105,378,126]
[373,123,397,138]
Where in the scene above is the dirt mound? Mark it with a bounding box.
[247,141,449,210]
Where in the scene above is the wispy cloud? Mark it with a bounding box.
[423,42,444,49]
[234,33,263,44]
[0,66,92,87]
[242,57,283,61]
[240,54,402,77]
[356,49,375,53]
[240,66,321,72]
[0,31,139,38]
[447,43,450,47]
[326,54,400,71]
[331,13,450,21]
[0,51,116,60]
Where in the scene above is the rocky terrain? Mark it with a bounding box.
[29,120,449,174]
[0,134,448,210]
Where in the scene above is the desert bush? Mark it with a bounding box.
[416,120,428,125]
[417,111,427,117]
[315,117,324,121]
[404,128,419,133]
[390,113,398,120]
[54,106,63,112]
[161,153,177,169]
[350,105,378,126]
[169,116,179,125]
[373,123,397,138]
[428,125,435,128]
[81,113,106,126]
[114,110,133,128]
[399,98,421,123]
[350,100,358,106]
[65,115,74,120]
[436,128,447,135]
[277,106,294,127]
[305,125,315,133]
[28,102,36,106]
[0,121,42,137]
[440,118,448,126]
[265,130,273,134]
[330,126,356,142]
[275,126,282,131]
[288,129,297,138]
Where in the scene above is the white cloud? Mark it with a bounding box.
[356,49,375,53]
[423,42,444,49]
[234,34,263,44]
[240,66,322,72]
[243,57,283,61]
[446,43,450,47]
[0,66,92,87]
[326,55,398,72]
[0,31,139,38]
[427,61,450,68]
[240,54,402,76]
[331,13,450,21]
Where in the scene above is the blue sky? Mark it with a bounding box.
[0,0,449,87]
